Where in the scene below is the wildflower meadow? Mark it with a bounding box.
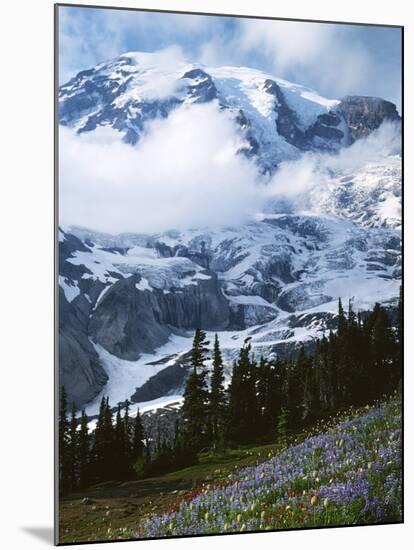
[137,398,402,538]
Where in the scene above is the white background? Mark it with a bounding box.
[0,0,412,548]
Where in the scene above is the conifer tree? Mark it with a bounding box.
[261,358,284,431]
[303,354,319,421]
[123,399,132,463]
[59,385,70,494]
[209,334,226,445]
[103,397,115,479]
[286,350,305,428]
[394,285,403,384]
[371,303,394,393]
[132,407,145,461]
[181,369,209,452]
[227,341,258,444]
[336,298,351,404]
[243,352,259,441]
[191,328,210,375]
[115,403,128,479]
[397,285,403,347]
[78,409,90,489]
[337,298,347,336]
[92,396,115,482]
[226,358,243,443]
[91,396,105,482]
[68,402,78,491]
[181,328,210,452]
[276,406,289,447]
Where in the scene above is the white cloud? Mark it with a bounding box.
[240,20,334,73]
[59,102,263,234]
[237,19,392,104]
[119,47,188,100]
[264,121,401,212]
[59,8,124,83]
[58,7,214,84]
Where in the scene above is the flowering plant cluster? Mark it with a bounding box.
[137,399,401,538]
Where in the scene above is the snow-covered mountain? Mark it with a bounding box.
[58,52,401,412]
[59,51,400,173]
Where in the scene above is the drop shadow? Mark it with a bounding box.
[21,527,54,544]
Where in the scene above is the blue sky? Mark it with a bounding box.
[59,5,402,111]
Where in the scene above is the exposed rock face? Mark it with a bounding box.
[263,79,308,149]
[339,96,401,143]
[181,68,218,103]
[261,80,400,152]
[131,364,189,403]
[89,275,171,360]
[263,78,345,151]
[89,271,230,360]
[59,288,108,408]
[306,111,345,146]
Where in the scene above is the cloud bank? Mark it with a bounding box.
[59,103,263,234]
[263,121,401,213]
[60,101,400,235]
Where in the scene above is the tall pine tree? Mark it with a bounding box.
[78,409,90,489]
[59,386,70,494]
[68,402,78,491]
[132,407,145,461]
[209,334,226,445]
[181,328,210,453]
[226,340,258,444]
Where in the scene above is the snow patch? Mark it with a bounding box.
[84,334,192,416]
[59,276,80,302]
[136,277,153,292]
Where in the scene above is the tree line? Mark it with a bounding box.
[59,392,145,494]
[59,293,402,493]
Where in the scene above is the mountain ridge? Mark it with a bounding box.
[59,51,400,174]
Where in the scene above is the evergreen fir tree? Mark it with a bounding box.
[276,406,289,447]
[91,396,105,482]
[371,303,395,394]
[181,328,210,453]
[78,409,90,489]
[132,407,145,460]
[337,297,347,336]
[226,341,258,444]
[244,352,259,441]
[191,328,210,374]
[181,369,209,453]
[397,285,403,346]
[287,349,305,428]
[209,334,226,445]
[59,385,70,494]
[123,399,132,465]
[394,285,403,384]
[92,396,115,482]
[115,403,129,479]
[336,298,351,405]
[68,402,78,491]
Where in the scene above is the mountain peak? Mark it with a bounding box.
[59,52,400,172]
